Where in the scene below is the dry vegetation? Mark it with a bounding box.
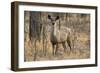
[24,11,90,61]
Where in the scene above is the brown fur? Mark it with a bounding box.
[48,15,73,55]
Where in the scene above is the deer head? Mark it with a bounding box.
[48,15,59,26]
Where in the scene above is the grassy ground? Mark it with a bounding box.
[24,32,90,61]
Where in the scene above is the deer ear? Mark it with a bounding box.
[56,16,59,20]
[48,15,51,19]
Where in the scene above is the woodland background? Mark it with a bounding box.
[24,11,90,61]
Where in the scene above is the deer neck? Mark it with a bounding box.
[52,24,57,36]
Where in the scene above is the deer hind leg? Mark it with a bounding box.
[62,42,67,52]
[62,42,71,55]
[67,38,72,51]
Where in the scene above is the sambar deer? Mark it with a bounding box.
[48,15,74,55]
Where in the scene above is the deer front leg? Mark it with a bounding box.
[55,44,59,55]
[52,44,56,56]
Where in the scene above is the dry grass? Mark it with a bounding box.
[24,11,90,61]
[24,32,90,61]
